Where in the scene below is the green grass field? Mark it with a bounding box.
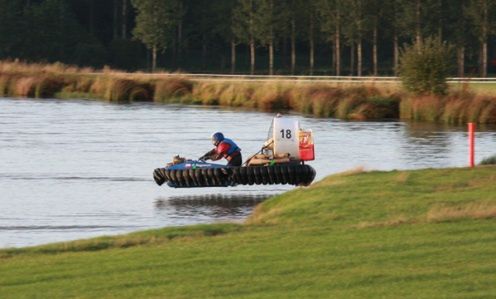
[1,167,496,298]
[451,82,496,94]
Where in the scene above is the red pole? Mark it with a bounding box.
[468,122,475,168]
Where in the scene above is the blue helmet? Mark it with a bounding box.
[211,132,224,145]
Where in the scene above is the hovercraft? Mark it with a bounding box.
[153,159,316,188]
[153,115,316,188]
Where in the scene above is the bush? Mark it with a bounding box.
[398,37,453,95]
[480,155,496,165]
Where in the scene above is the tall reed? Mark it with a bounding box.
[1,60,495,123]
[154,77,193,103]
[402,90,496,124]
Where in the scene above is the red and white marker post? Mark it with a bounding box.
[468,122,475,168]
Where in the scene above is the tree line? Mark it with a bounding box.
[1,0,495,76]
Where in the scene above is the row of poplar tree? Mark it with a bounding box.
[0,0,495,76]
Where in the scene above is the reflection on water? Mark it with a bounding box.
[155,194,269,219]
[401,122,453,165]
[0,98,495,248]
[0,174,148,182]
[400,122,496,167]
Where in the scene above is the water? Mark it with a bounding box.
[1,98,495,248]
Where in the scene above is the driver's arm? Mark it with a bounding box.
[200,148,217,160]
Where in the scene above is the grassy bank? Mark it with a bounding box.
[1,166,496,298]
[1,61,496,123]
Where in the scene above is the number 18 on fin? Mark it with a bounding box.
[272,116,314,161]
[273,117,300,159]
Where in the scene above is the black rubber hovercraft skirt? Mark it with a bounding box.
[153,164,316,188]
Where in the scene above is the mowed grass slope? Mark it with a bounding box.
[1,167,496,298]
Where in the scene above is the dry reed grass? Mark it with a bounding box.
[0,74,14,96]
[1,60,495,123]
[355,201,496,228]
[355,215,411,229]
[35,76,67,98]
[309,89,341,117]
[191,82,221,105]
[402,90,496,124]
[72,76,94,93]
[108,79,153,102]
[0,60,93,75]
[395,172,410,184]
[154,77,193,103]
[252,83,289,111]
[427,202,496,222]
[89,76,110,97]
[14,77,37,97]
[340,166,366,176]
[217,83,256,107]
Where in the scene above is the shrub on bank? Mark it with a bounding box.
[480,155,496,165]
[398,37,453,95]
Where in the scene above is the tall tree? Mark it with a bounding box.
[295,0,319,74]
[3,0,496,75]
[211,1,237,73]
[113,0,119,40]
[317,0,343,75]
[23,0,93,63]
[199,0,215,69]
[253,0,286,75]
[0,0,23,58]
[122,0,128,39]
[365,0,384,76]
[132,0,175,71]
[306,2,319,75]
[286,0,306,74]
[233,0,256,74]
[342,0,367,76]
[174,0,186,67]
[397,0,442,47]
[88,0,95,35]
[445,0,470,77]
[415,0,421,47]
[467,0,496,77]
[383,0,406,74]
[288,0,298,74]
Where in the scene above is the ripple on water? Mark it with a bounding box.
[1,97,495,248]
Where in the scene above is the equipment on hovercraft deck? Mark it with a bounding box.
[153,115,316,188]
[245,114,314,166]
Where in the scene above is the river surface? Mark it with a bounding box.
[1,97,495,248]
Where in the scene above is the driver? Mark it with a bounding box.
[199,132,242,166]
